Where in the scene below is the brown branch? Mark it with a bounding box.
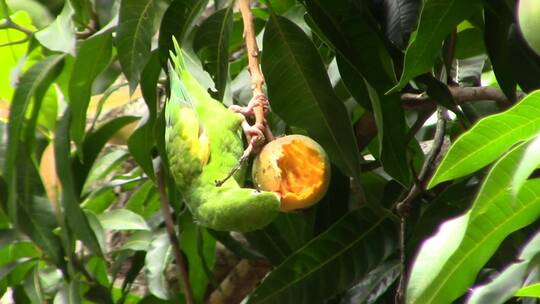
[239,0,273,143]
[401,86,525,111]
[394,108,449,303]
[207,259,272,304]
[156,166,195,304]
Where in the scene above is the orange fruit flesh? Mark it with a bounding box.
[277,139,326,210]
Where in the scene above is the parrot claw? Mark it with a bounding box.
[242,120,265,145]
[229,94,269,117]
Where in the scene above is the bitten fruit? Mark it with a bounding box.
[518,0,540,55]
[252,135,331,211]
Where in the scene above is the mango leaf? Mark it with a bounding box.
[5,55,64,224]
[145,230,173,300]
[69,32,113,153]
[193,7,233,101]
[376,0,421,49]
[116,0,160,91]
[512,136,540,196]
[340,260,400,304]
[262,14,361,179]
[35,1,76,55]
[0,179,65,271]
[406,173,540,302]
[180,214,216,303]
[23,265,44,304]
[304,1,409,185]
[98,210,150,231]
[515,283,540,298]
[128,51,161,181]
[389,0,483,93]
[68,0,91,27]
[483,1,516,101]
[245,213,313,265]
[55,111,103,257]
[428,90,540,188]
[508,25,540,93]
[246,210,397,304]
[158,0,209,63]
[121,231,151,251]
[72,116,139,195]
[364,82,410,185]
[466,230,540,303]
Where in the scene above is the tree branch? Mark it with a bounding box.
[239,0,273,143]
[207,259,272,304]
[157,166,195,304]
[401,86,524,110]
[394,108,449,303]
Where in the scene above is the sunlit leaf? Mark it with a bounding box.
[429,90,540,188]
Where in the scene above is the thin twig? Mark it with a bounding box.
[394,108,448,303]
[401,86,524,111]
[215,141,253,186]
[0,19,34,36]
[157,166,195,304]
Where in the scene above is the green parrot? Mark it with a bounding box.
[165,41,280,232]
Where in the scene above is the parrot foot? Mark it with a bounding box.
[228,94,269,118]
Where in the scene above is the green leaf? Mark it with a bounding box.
[193,7,233,101]
[512,136,540,196]
[304,1,409,184]
[468,142,527,217]
[116,0,160,91]
[467,231,540,303]
[180,214,216,303]
[515,283,540,298]
[313,165,350,234]
[508,25,540,93]
[0,178,65,271]
[364,82,410,185]
[98,209,150,231]
[69,32,113,153]
[23,266,44,304]
[428,90,540,188]
[377,0,421,49]
[34,1,76,55]
[455,26,485,59]
[128,51,161,181]
[145,230,173,300]
[121,231,151,251]
[340,260,400,304]
[158,0,209,63]
[262,14,361,179]
[245,213,313,265]
[246,210,397,303]
[82,149,129,194]
[484,1,516,101]
[0,257,35,281]
[68,0,91,27]
[406,177,540,303]
[124,180,160,218]
[389,0,483,93]
[55,110,103,257]
[72,116,139,195]
[5,55,64,224]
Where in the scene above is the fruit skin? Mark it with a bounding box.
[165,40,280,232]
[252,135,331,211]
[518,0,540,55]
